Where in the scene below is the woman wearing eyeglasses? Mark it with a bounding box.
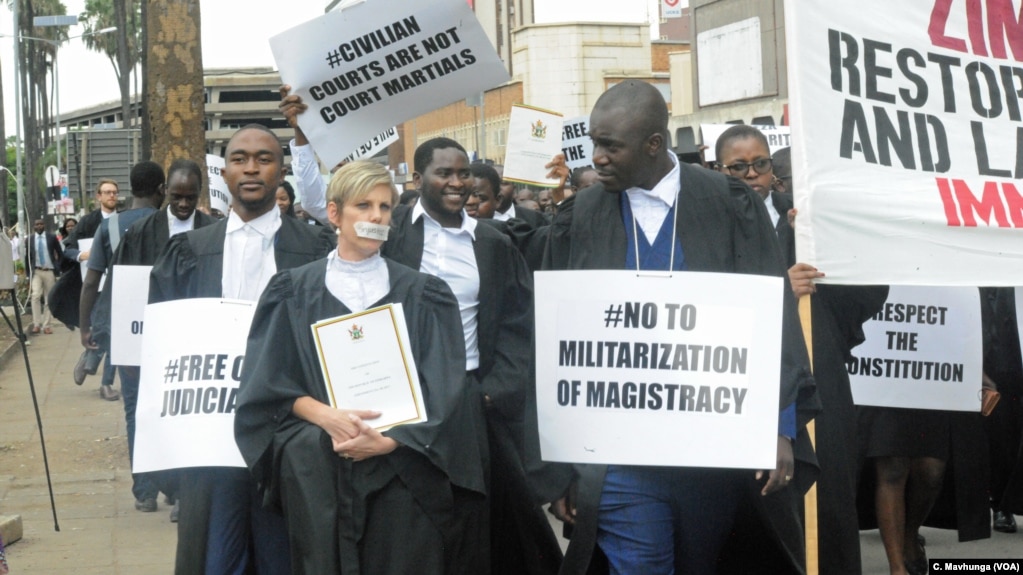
[716,126,889,575]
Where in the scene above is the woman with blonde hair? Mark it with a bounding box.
[235,161,487,574]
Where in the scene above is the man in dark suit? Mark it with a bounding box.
[382,137,562,575]
[150,124,333,575]
[25,218,63,334]
[492,165,551,228]
[544,81,816,575]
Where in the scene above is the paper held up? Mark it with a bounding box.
[502,104,565,188]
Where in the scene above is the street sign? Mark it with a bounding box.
[44,165,59,187]
[33,15,79,27]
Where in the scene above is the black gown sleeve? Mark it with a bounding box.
[148,233,198,304]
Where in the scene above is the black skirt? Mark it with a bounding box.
[858,405,951,460]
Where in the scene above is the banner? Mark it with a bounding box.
[849,286,982,411]
[561,115,594,171]
[700,124,791,163]
[206,154,230,216]
[133,298,255,472]
[110,265,152,366]
[785,1,1023,286]
[270,0,511,168]
[534,270,783,468]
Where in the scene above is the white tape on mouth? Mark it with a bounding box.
[354,221,390,241]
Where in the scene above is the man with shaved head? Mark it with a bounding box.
[542,81,816,574]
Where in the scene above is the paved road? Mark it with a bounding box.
[1,322,1020,573]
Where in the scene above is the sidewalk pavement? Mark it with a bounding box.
[0,321,175,575]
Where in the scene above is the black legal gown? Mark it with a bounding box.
[235,258,489,575]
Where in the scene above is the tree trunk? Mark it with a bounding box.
[0,56,8,227]
[113,0,132,129]
[140,0,151,159]
[145,0,204,176]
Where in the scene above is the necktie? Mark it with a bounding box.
[37,235,46,269]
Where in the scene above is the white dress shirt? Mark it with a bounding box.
[222,207,281,301]
[289,139,329,225]
[167,205,196,238]
[492,203,516,222]
[764,190,781,229]
[624,151,681,245]
[324,249,390,313]
[411,202,480,370]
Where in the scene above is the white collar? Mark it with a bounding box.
[625,151,680,207]
[167,204,196,227]
[225,205,281,237]
[410,200,477,240]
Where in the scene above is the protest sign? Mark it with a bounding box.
[270,0,510,168]
[849,286,981,411]
[700,124,791,163]
[503,104,564,187]
[206,154,230,215]
[534,270,783,468]
[786,1,1023,286]
[133,298,255,472]
[78,237,105,291]
[561,115,594,170]
[110,265,152,366]
[341,126,399,163]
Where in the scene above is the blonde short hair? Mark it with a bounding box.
[327,161,398,208]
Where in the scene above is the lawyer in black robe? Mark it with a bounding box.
[544,161,817,575]
[149,215,334,574]
[235,259,488,574]
[383,202,564,574]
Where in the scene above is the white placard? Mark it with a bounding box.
[786,1,1023,286]
[342,126,399,163]
[849,286,982,411]
[560,115,593,171]
[270,0,511,168]
[311,303,426,430]
[701,124,792,163]
[534,270,783,468]
[134,298,255,472]
[206,154,230,216]
[503,104,564,188]
[110,265,152,366]
[78,237,105,291]
[1016,289,1023,363]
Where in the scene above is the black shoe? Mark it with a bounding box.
[994,510,1018,533]
[905,534,928,575]
[135,497,157,512]
[170,501,180,523]
[99,385,121,401]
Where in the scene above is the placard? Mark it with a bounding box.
[133,298,255,472]
[560,115,593,171]
[700,124,791,163]
[207,154,230,216]
[342,126,399,163]
[270,0,510,168]
[110,265,152,366]
[849,286,982,411]
[786,1,1023,285]
[534,270,783,468]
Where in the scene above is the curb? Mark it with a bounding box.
[0,515,22,546]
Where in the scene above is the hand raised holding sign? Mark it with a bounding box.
[279,85,310,146]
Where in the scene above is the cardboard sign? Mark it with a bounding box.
[134,298,255,472]
[110,265,152,366]
[207,154,230,216]
[701,124,791,163]
[561,115,594,171]
[849,286,982,411]
[270,0,510,167]
[534,270,783,468]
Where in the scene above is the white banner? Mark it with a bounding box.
[206,154,230,216]
[341,126,399,164]
[110,265,152,366]
[785,1,1023,286]
[849,286,982,411]
[700,124,791,163]
[133,298,255,473]
[535,270,783,468]
[561,115,594,171]
[270,0,510,168]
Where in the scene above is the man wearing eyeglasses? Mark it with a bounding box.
[61,179,123,400]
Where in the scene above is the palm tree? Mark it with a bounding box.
[80,0,140,129]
